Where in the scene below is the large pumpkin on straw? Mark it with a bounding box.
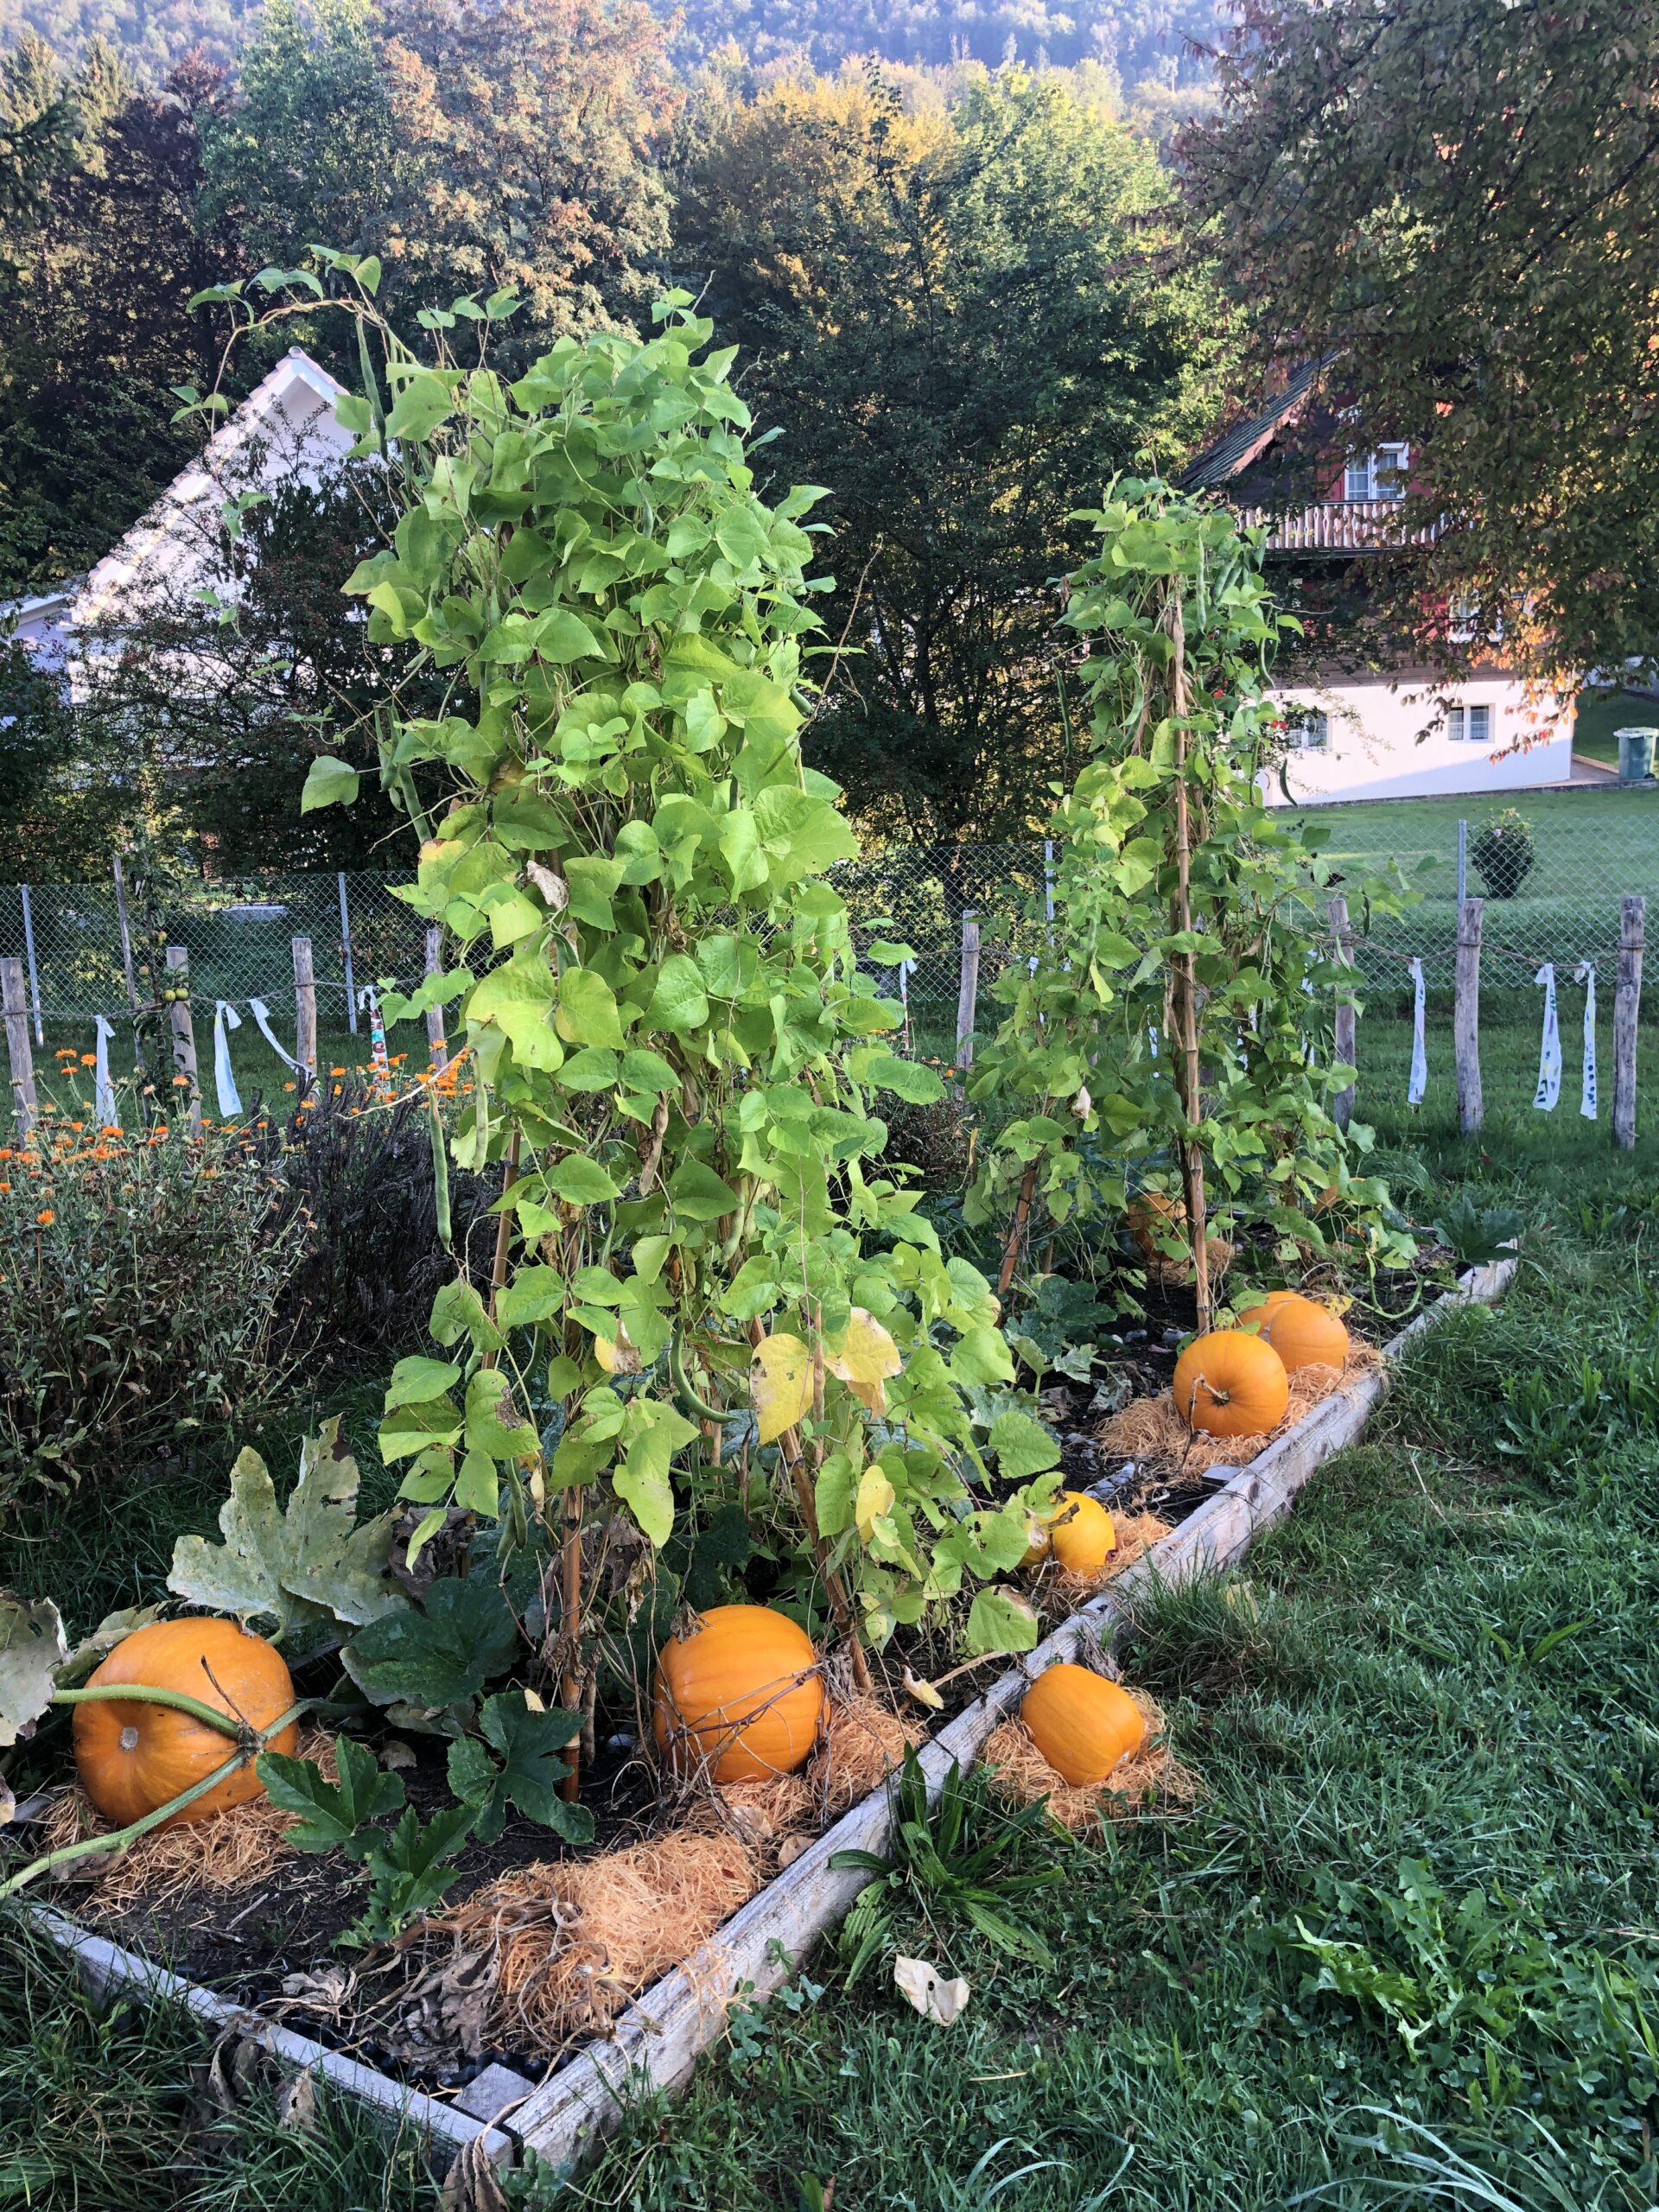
[1243,1290,1350,1376]
[73,1618,297,1828]
[1172,1328,1289,1439]
[1021,1663,1146,1786]
[652,1605,823,1783]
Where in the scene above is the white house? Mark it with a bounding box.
[3,347,353,669]
[1181,365,1579,804]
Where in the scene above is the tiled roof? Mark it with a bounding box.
[1180,355,1338,491]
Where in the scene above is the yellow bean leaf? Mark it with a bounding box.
[751,1332,813,1445]
[825,1307,903,1415]
[855,1465,896,1542]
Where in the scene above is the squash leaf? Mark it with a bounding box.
[962,1586,1040,1656]
[342,1576,519,1712]
[256,1733,405,1853]
[168,1422,408,1653]
[445,1691,593,1846]
[0,1591,67,1747]
[825,1308,903,1415]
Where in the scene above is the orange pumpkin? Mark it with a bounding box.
[1047,1492,1118,1576]
[1171,1328,1290,1439]
[1244,1289,1350,1376]
[652,1605,823,1783]
[73,1618,298,1828]
[1021,1663,1147,1786]
[1128,1191,1183,1257]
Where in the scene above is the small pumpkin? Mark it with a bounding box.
[1128,1190,1183,1257]
[1047,1492,1118,1577]
[1172,1328,1290,1439]
[1243,1289,1349,1376]
[73,1618,298,1829]
[652,1605,823,1783]
[1020,1662,1147,1787]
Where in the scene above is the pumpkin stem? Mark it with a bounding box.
[0,1698,311,1902]
[50,1682,252,1740]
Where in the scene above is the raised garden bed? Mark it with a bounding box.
[22,1256,1514,2182]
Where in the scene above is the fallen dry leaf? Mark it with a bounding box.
[893,1955,969,2024]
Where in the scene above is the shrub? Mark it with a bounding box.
[0,1082,312,1518]
[1471,807,1536,899]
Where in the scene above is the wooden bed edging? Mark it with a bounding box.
[25,1257,1512,2178]
[27,1904,516,2168]
[510,1255,1516,2172]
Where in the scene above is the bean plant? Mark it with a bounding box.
[968,481,1413,1318]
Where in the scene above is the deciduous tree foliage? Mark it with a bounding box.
[1181,0,1659,689]
[674,68,1228,845]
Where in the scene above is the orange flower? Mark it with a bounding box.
[54,1048,76,1060]
[171,1074,189,1088]
[330,1065,346,1076]
[70,1121,84,1132]
[0,1182,10,1194]
[35,1208,54,1224]
[79,1053,97,1066]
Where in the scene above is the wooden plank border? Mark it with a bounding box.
[511,1255,1516,2172]
[28,1258,1512,2177]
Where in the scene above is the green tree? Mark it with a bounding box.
[1181,0,1659,691]
[200,0,677,360]
[674,68,1229,847]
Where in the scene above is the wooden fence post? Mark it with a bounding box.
[293,936,317,1096]
[2,956,37,1140]
[955,912,981,1072]
[424,924,448,1073]
[338,873,358,1036]
[1455,897,1484,1136]
[164,945,201,1135]
[111,855,146,1080]
[1327,893,1357,1133]
[1613,894,1644,1150]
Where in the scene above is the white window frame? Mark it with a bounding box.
[1343,443,1409,501]
[1287,708,1329,751]
[1446,702,1494,745]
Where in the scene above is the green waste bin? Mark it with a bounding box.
[1615,726,1657,783]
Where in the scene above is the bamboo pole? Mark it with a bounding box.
[338,873,358,1036]
[1166,587,1212,1334]
[1454,898,1484,1136]
[2,956,36,1140]
[1613,894,1644,1151]
[164,945,201,1135]
[111,855,146,1081]
[1328,893,1357,1133]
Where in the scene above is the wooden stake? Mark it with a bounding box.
[1166,588,1212,1333]
[292,936,317,1096]
[2,956,36,1140]
[1454,897,1484,1136]
[955,912,981,1072]
[1613,894,1644,1151]
[424,925,449,1072]
[997,1160,1039,1298]
[164,946,201,1135]
[1327,893,1357,1133]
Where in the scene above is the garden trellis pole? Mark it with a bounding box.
[1455,898,1484,1135]
[424,925,448,1072]
[293,937,317,1095]
[338,874,358,1037]
[1327,893,1357,1133]
[1167,588,1213,1335]
[1613,895,1644,1149]
[2,956,36,1139]
[19,887,41,1046]
[164,946,201,1136]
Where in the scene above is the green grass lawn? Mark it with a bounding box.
[1573,687,1659,768]
[3,1075,1659,2209]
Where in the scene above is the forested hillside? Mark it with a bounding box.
[1,0,1224,87]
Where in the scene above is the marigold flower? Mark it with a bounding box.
[79,1053,97,1067]
[35,1208,54,1224]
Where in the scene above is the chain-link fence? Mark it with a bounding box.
[2,781,1655,1084]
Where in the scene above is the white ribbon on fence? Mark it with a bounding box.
[1408,957,1427,1106]
[92,1014,117,1128]
[213,1001,243,1119]
[247,997,302,1072]
[1576,961,1599,1119]
[1532,963,1561,1112]
[358,983,391,1096]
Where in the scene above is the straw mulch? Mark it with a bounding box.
[38,1728,339,1913]
[1100,1344,1385,1478]
[981,1689,1198,1835]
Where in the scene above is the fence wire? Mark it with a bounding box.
[1,790,1656,1051]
